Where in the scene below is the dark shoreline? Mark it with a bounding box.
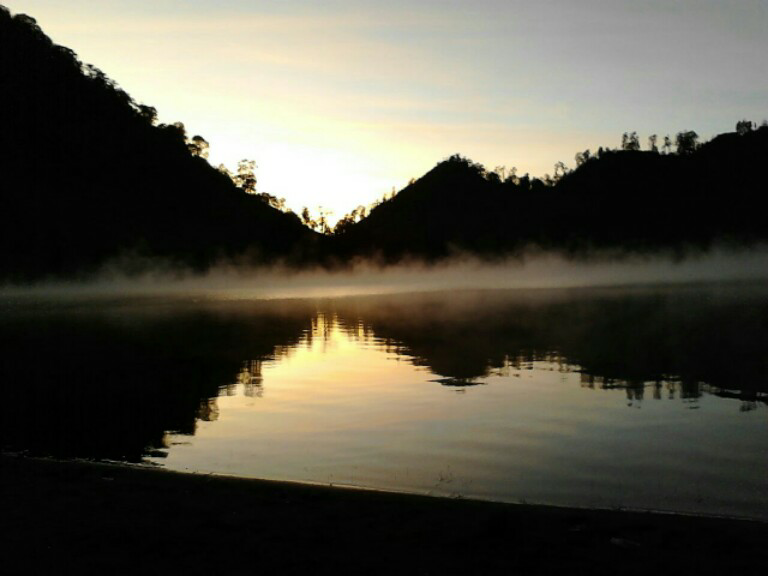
[2,455,766,575]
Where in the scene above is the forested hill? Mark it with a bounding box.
[0,7,323,282]
[332,126,768,261]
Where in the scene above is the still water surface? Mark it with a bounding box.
[2,284,766,519]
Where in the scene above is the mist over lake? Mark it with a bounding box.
[4,247,768,299]
[4,276,766,520]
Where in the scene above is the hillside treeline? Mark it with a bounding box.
[0,7,323,282]
[332,124,768,261]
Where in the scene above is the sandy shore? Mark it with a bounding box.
[2,454,765,575]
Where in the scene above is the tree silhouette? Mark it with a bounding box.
[648,134,658,153]
[137,104,158,125]
[553,161,568,181]
[736,119,755,135]
[575,150,591,167]
[187,135,210,158]
[300,207,318,230]
[486,170,502,184]
[234,159,257,193]
[621,131,640,151]
[675,131,699,155]
[663,135,673,154]
[316,208,332,235]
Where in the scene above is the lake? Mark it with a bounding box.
[2,282,766,520]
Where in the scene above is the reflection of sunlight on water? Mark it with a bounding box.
[4,284,765,517]
[150,309,768,520]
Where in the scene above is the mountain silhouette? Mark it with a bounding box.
[0,7,323,282]
[332,155,552,261]
[333,127,768,261]
[2,5,767,282]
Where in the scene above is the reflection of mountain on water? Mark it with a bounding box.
[578,374,761,410]
[235,360,265,398]
[2,285,766,461]
[0,299,316,461]
[430,376,485,387]
[329,285,768,406]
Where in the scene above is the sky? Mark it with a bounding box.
[7,0,768,223]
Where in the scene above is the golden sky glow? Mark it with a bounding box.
[8,1,768,223]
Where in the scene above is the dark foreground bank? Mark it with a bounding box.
[2,455,766,575]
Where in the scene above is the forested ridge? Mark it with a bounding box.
[1,5,766,282]
[333,125,768,261]
[0,6,323,282]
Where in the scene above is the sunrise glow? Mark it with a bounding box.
[9,0,767,223]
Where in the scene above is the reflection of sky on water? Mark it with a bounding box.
[2,284,766,519]
[150,304,767,521]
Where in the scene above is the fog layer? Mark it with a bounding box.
[2,247,767,300]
